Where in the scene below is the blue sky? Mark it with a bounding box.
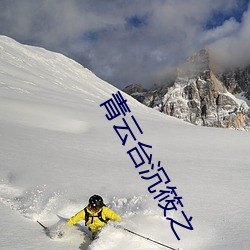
[0,0,249,89]
[205,0,249,28]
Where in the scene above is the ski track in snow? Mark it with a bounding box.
[0,166,192,250]
[0,180,174,250]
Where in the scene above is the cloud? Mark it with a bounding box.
[0,0,249,89]
[200,18,240,45]
[208,3,250,68]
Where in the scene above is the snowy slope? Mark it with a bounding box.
[0,36,250,250]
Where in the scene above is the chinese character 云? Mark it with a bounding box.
[114,116,143,146]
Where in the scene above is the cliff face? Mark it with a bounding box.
[123,49,250,130]
[218,66,250,99]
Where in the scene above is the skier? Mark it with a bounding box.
[66,194,122,239]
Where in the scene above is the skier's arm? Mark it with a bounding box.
[104,207,122,222]
[67,209,85,225]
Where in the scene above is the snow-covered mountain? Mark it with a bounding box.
[0,36,250,250]
[124,49,250,130]
[217,65,250,100]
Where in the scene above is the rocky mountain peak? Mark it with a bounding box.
[177,49,210,78]
[123,49,250,130]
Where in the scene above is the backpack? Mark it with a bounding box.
[84,206,109,226]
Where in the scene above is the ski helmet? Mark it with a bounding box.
[89,195,104,210]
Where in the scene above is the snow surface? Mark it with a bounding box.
[0,35,250,250]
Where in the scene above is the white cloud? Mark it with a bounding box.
[209,5,250,68]
[200,17,240,45]
[0,0,249,88]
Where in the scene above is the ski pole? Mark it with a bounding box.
[37,220,48,231]
[122,227,179,250]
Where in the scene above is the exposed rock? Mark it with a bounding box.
[123,84,147,103]
[123,49,250,130]
[217,66,250,99]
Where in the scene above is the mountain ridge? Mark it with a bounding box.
[123,49,250,130]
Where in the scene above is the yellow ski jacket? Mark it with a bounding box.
[67,206,121,233]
